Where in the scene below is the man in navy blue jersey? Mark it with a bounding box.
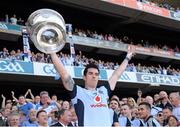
[51,45,135,126]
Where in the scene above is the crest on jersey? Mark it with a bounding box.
[94,95,101,103]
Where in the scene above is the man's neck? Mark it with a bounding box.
[39,123,48,127]
[127,114,132,120]
[144,115,151,122]
[85,86,96,91]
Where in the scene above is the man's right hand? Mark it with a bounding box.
[1,94,5,99]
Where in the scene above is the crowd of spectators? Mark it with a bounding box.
[0,14,25,25]
[0,89,76,126]
[1,88,180,126]
[0,14,179,55]
[73,28,180,54]
[0,47,180,77]
[137,0,180,12]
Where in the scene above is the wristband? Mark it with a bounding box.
[125,56,131,61]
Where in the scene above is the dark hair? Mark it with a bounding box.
[110,98,120,107]
[55,109,67,119]
[139,102,151,111]
[36,110,47,118]
[163,106,173,112]
[83,64,99,76]
[167,115,178,123]
[18,95,25,98]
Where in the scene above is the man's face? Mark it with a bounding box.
[168,116,178,126]
[37,112,48,125]
[9,115,19,126]
[35,96,40,103]
[83,68,99,89]
[29,109,37,121]
[131,107,139,118]
[40,94,49,105]
[52,95,57,101]
[138,105,149,120]
[145,96,153,105]
[62,110,72,124]
[154,94,160,101]
[159,91,167,99]
[62,101,70,110]
[122,98,128,104]
[120,105,131,117]
[19,96,25,105]
[162,109,172,119]
[169,94,176,106]
[3,108,11,117]
[109,100,119,110]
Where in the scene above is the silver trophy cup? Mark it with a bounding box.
[26,9,66,53]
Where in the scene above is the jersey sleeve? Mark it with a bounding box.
[68,84,77,99]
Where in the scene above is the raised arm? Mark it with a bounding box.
[24,89,35,101]
[1,94,6,109]
[24,89,29,98]
[11,91,18,103]
[50,53,74,91]
[28,89,35,100]
[108,45,135,90]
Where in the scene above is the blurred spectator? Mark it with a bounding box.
[0,47,9,59]
[10,14,17,25]
[137,89,142,105]
[153,94,161,106]
[167,115,179,127]
[5,14,9,23]
[51,95,58,102]
[51,109,72,127]
[138,102,161,126]
[0,110,6,126]
[34,95,40,105]
[119,104,141,126]
[61,101,70,110]
[162,106,173,126]
[109,98,120,116]
[2,108,11,125]
[35,91,58,114]
[174,45,180,53]
[127,97,137,109]
[17,18,24,25]
[36,110,48,126]
[121,98,128,104]
[49,109,58,125]
[169,92,180,121]
[155,111,164,126]
[17,95,34,116]
[145,96,162,116]
[69,107,78,127]
[157,91,172,109]
[7,112,20,127]
[21,109,38,126]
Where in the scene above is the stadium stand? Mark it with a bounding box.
[0,0,180,126]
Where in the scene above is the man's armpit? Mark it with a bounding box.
[64,75,75,90]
